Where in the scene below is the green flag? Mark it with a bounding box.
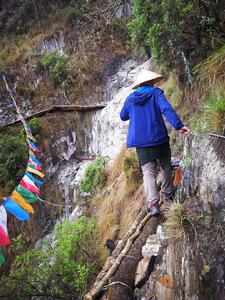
[0,248,5,265]
[16,186,38,203]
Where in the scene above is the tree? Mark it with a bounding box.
[128,0,225,70]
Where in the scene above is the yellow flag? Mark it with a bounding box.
[10,191,34,214]
[27,167,45,178]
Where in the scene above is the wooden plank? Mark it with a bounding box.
[2,104,106,127]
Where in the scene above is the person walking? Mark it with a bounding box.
[120,69,190,215]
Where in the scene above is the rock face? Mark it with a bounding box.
[136,134,225,300]
[181,134,225,212]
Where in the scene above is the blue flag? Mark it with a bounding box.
[3,198,30,221]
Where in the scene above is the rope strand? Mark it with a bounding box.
[38,197,73,208]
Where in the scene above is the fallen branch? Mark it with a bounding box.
[84,209,154,300]
[108,217,159,300]
[89,207,147,289]
[2,104,106,127]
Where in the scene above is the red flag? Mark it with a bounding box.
[0,226,11,246]
[20,181,40,195]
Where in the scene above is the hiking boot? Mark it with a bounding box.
[147,203,160,216]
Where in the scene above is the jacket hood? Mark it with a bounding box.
[127,86,155,105]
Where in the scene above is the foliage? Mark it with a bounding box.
[164,200,198,241]
[0,133,27,195]
[190,87,225,133]
[191,45,225,133]
[67,5,82,24]
[128,0,225,70]
[0,216,101,299]
[161,72,182,108]
[41,51,70,86]
[79,157,108,193]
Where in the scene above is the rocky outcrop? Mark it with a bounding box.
[135,134,225,300]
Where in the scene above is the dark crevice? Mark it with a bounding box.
[135,255,157,289]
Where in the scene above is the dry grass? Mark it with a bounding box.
[90,148,145,261]
[194,44,225,87]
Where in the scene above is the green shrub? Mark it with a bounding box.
[190,93,225,133]
[67,5,81,24]
[79,157,108,193]
[162,72,182,108]
[41,51,69,86]
[0,133,27,194]
[0,216,101,299]
[128,0,223,69]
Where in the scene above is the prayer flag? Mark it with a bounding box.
[3,198,30,221]
[16,186,38,203]
[0,226,11,246]
[27,133,37,142]
[0,248,5,265]
[28,141,41,153]
[29,150,35,156]
[19,181,40,195]
[25,172,43,185]
[10,191,34,214]
[28,160,42,171]
[30,156,42,166]
[0,206,8,234]
[27,167,44,178]
[22,175,38,188]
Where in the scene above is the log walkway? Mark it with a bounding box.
[84,207,159,300]
[2,104,106,127]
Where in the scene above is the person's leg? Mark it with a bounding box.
[158,150,174,200]
[141,161,160,213]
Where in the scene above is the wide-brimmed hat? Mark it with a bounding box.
[132,69,163,89]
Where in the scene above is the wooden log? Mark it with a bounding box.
[87,207,147,295]
[108,216,159,300]
[84,209,157,300]
[2,104,106,127]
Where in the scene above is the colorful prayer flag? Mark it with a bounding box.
[10,191,34,214]
[22,175,39,188]
[16,186,38,203]
[27,167,44,178]
[0,206,8,234]
[27,133,37,142]
[19,181,40,195]
[28,141,41,153]
[0,226,11,246]
[25,172,43,185]
[29,156,42,166]
[28,160,42,171]
[0,248,5,265]
[3,198,30,221]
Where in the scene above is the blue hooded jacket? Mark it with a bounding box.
[120,86,184,148]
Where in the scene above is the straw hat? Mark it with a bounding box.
[132,69,163,89]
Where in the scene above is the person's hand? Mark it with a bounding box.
[180,126,190,135]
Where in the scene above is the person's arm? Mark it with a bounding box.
[155,89,190,134]
[155,89,184,129]
[120,101,130,121]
